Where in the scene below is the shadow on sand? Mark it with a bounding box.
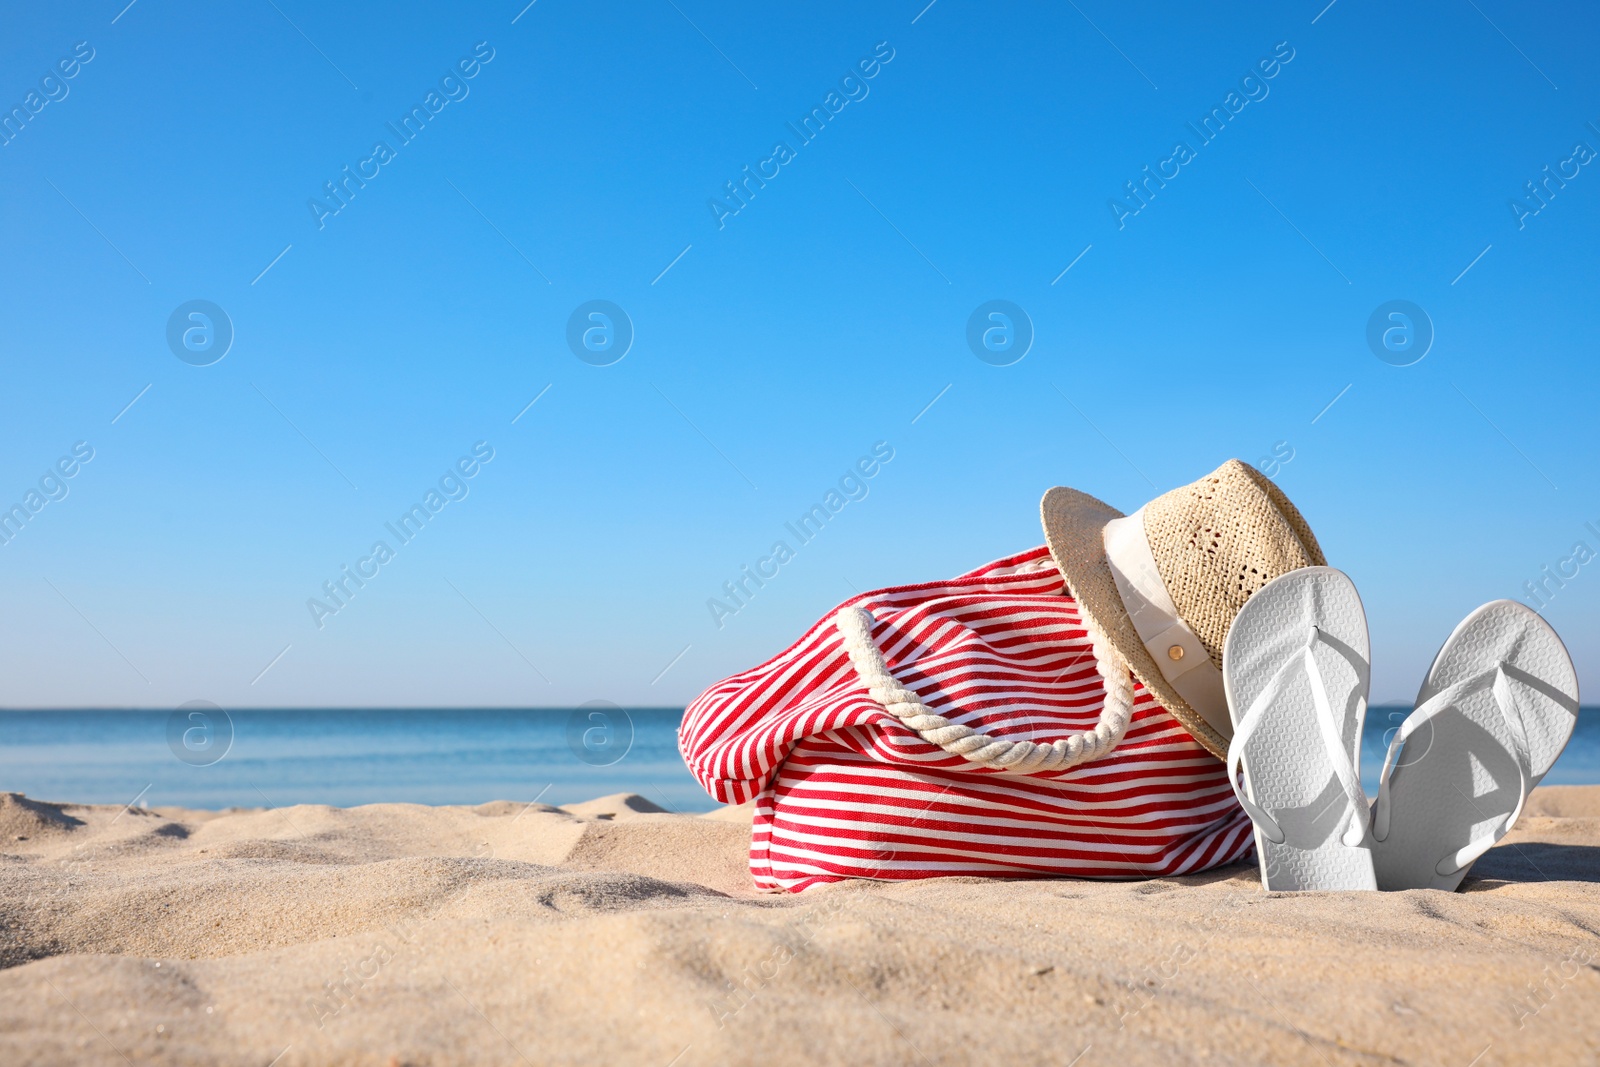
[1468,841,1600,885]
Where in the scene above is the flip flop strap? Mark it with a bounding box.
[1372,663,1533,871]
[833,606,1134,774]
[1376,665,1533,874]
[1440,668,1533,874]
[1372,670,1485,840]
[1226,626,1369,847]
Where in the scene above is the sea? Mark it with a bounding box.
[1,706,1596,813]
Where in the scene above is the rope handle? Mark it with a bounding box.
[833,606,1133,775]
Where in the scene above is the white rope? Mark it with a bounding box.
[834,605,1134,775]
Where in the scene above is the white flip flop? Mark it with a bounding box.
[1370,600,1579,892]
[1222,567,1376,892]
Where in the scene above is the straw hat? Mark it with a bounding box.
[1041,459,1326,760]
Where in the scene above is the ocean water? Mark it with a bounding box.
[0,708,715,813]
[1,706,1596,813]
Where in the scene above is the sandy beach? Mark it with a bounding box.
[1,787,1596,1066]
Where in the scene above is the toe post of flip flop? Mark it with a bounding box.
[1223,567,1377,892]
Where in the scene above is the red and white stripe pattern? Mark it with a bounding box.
[680,546,1254,892]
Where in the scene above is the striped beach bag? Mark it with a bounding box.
[679,546,1255,892]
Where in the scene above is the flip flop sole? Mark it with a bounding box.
[1372,600,1579,892]
[1223,567,1376,892]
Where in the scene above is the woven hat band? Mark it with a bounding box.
[1102,508,1231,738]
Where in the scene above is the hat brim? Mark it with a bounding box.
[1041,486,1228,761]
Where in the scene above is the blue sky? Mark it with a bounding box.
[1,0,1596,710]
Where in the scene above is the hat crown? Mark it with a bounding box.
[1141,459,1326,667]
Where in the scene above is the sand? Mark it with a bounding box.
[0,787,1596,1066]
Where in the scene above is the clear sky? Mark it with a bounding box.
[1,0,1596,710]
